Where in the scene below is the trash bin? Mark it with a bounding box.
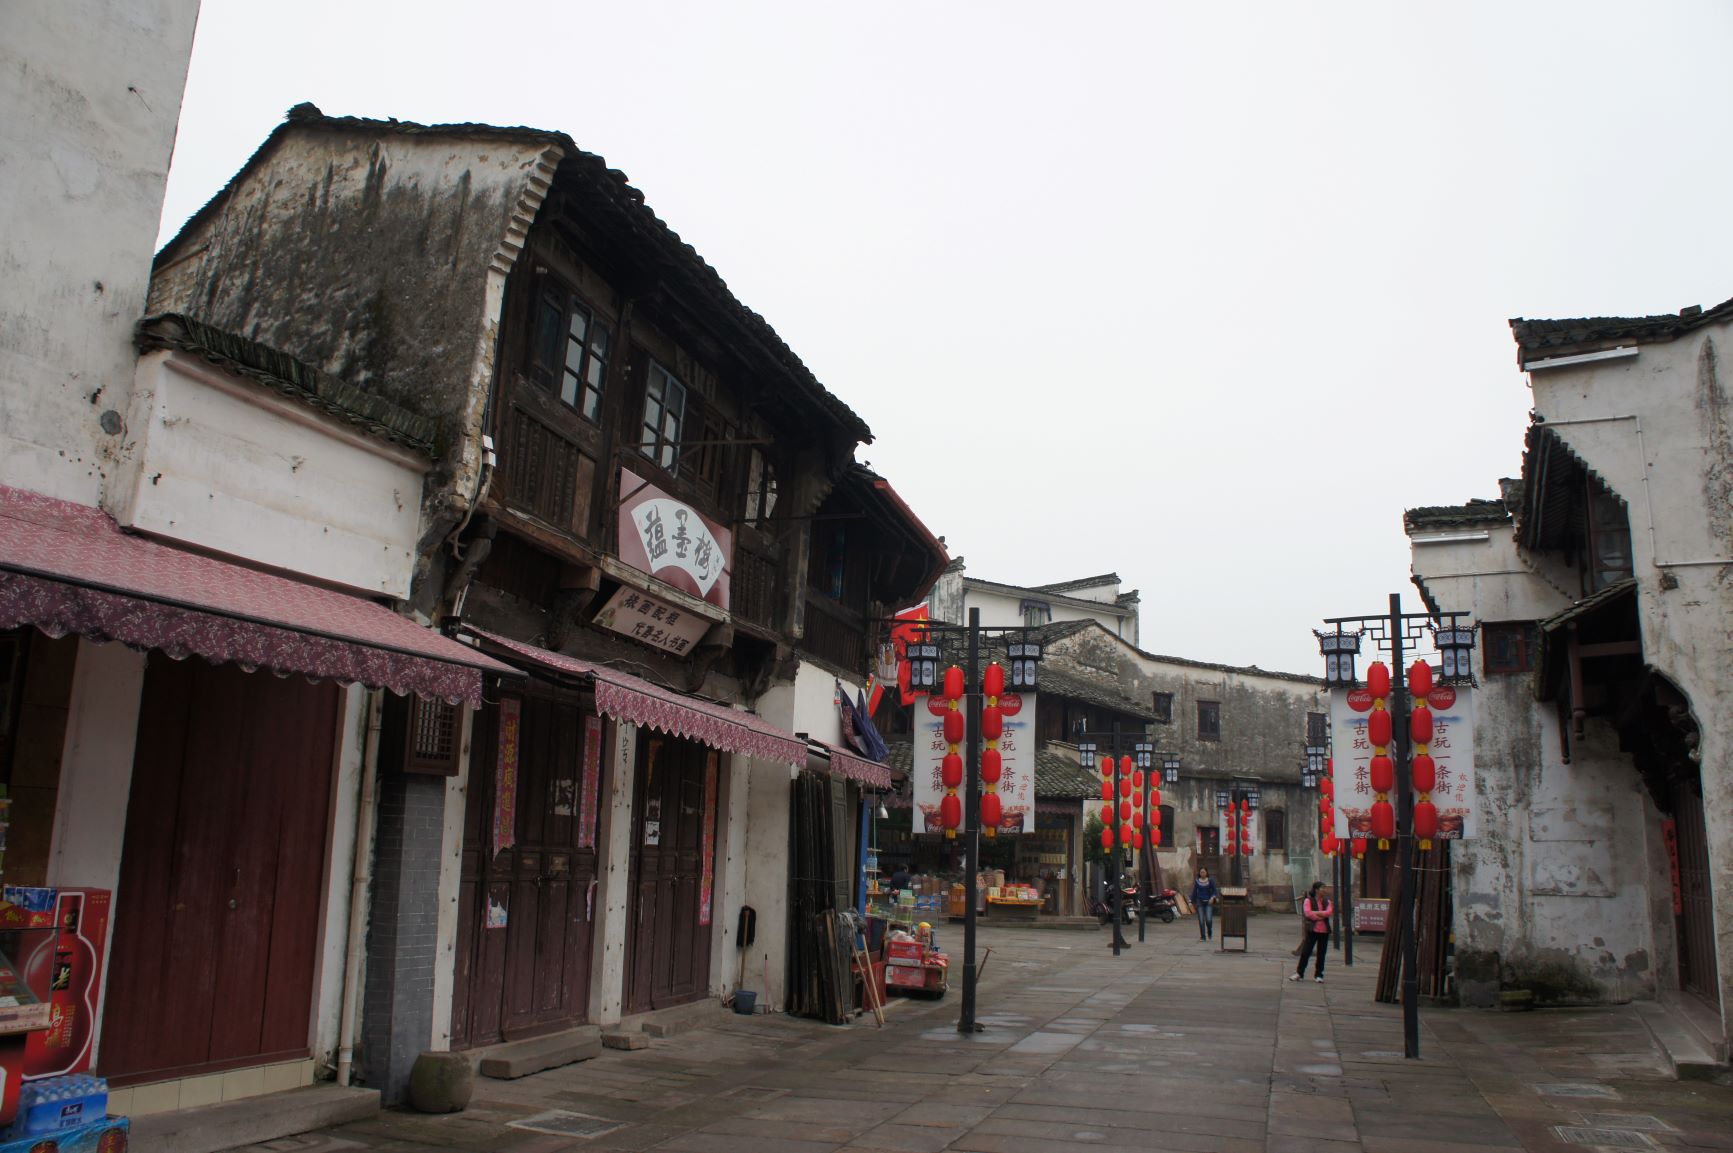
[1219,886,1249,952]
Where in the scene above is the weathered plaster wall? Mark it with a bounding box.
[146,125,559,592]
[1529,331,1733,1036]
[113,350,428,596]
[0,0,199,506]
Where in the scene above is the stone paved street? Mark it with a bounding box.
[244,919,1733,1153]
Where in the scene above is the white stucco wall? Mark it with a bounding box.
[1527,331,1733,1035]
[0,0,200,506]
[111,351,428,597]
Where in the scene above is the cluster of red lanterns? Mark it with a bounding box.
[1409,660,1439,850]
[1099,757,1159,852]
[980,663,1007,839]
[1366,661,1396,849]
[1223,797,1253,857]
[938,666,965,839]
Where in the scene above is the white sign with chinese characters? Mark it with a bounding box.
[632,498,726,597]
[913,692,1035,834]
[1330,683,1477,841]
[593,586,710,656]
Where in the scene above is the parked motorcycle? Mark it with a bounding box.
[1144,887,1179,924]
[1091,875,1139,924]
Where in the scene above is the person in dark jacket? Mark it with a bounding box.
[1290,881,1334,982]
[1189,867,1221,941]
[888,865,911,900]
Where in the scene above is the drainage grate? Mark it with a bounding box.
[1553,1126,1655,1149]
[1533,1083,1620,1099]
[507,1111,627,1139]
[719,1085,789,1101]
[1578,1114,1672,1133]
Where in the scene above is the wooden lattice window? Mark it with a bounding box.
[404,696,462,776]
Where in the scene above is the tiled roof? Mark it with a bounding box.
[156,104,871,445]
[1512,295,1733,361]
[1032,573,1120,595]
[1404,499,1510,535]
[1036,664,1157,721]
[1540,577,1638,634]
[137,314,438,455]
[1038,618,1322,685]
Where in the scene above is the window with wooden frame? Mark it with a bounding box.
[1265,808,1287,853]
[744,447,778,526]
[1483,622,1535,675]
[1152,691,1173,724]
[640,360,687,474]
[529,283,610,423]
[1197,699,1221,741]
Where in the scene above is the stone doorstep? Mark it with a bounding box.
[476,1025,604,1079]
[619,996,730,1040]
[1633,1000,1730,1083]
[128,1084,379,1153]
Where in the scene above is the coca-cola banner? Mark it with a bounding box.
[617,467,732,610]
[912,692,1035,834]
[1330,682,1477,841]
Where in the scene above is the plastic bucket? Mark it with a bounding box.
[733,989,757,1015]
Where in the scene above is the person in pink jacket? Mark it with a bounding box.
[1289,881,1334,983]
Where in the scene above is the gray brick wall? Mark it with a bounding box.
[360,768,447,1104]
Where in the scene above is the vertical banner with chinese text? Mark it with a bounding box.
[913,692,1035,833]
[493,698,522,858]
[1331,682,1476,840]
[579,713,602,850]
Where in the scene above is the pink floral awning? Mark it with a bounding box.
[818,741,894,789]
[466,627,806,766]
[0,485,517,707]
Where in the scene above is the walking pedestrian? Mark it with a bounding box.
[1189,866,1220,941]
[1289,881,1334,982]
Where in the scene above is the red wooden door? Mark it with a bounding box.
[452,689,598,1047]
[100,656,338,1083]
[624,737,715,1014]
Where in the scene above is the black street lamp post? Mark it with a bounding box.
[1315,593,1474,1059]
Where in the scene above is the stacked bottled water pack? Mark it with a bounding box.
[13,1074,108,1136]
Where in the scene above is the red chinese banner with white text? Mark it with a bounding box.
[493,699,522,857]
[579,713,602,850]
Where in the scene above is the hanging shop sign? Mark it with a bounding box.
[1331,682,1476,841]
[593,585,711,655]
[617,466,732,609]
[913,690,1035,834]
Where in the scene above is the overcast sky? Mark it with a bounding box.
[157,1,1733,676]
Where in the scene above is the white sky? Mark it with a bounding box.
[158,1,1733,676]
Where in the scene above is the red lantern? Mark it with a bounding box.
[1367,661,1391,697]
[1101,780,1114,803]
[982,748,1003,784]
[1120,756,1135,775]
[1101,804,1114,825]
[981,708,1004,741]
[1241,840,1253,857]
[983,662,1005,697]
[1368,709,1392,747]
[1101,763,1114,779]
[1131,770,1144,790]
[1150,826,1162,848]
[944,711,965,745]
[1351,837,1368,859]
[1409,660,1433,697]
[940,793,961,830]
[1411,753,1436,794]
[1102,827,1115,850]
[1119,778,1133,799]
[943,666,965,700]
[1120,822,1134,843]
[941,753,963,789]
[981,792,1003,829]
[1131,809,1143,828]
[1371,799,1395,845]
[1414,799,1437,847]
[1319,775,1334,798]
[1322,834,1340,857]
[1149,787,1161,809]
[1118,801,1132,823]
[1369,754,1394,793]
[1319,796,1332,817]
[1410,706,1433,746]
